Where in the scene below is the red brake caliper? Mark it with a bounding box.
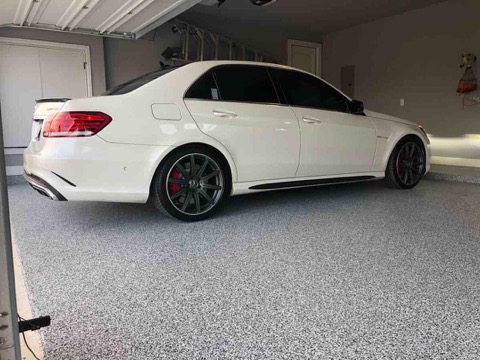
[169,169,182,195]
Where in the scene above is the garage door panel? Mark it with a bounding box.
[0,1,18,24]
[77,0,132,30]
[36,0,73,24]
[3,0,202,39]
[115,0,186,33]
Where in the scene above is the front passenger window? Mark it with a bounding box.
[273,69,349,113]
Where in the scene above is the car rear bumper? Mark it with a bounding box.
[24,136,173,203]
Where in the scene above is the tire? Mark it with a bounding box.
[384,136,426,189]
[151,146,231,221]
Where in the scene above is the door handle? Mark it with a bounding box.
[303,117,321,124]
[213,110,238,118]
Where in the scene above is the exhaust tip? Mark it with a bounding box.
[24,172,67,201]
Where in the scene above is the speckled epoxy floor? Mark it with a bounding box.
[8,180,480,359]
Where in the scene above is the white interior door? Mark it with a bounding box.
[0,44,43,149]
[38,48,88,99]
[288,40,322,76]
[0,40,90,151]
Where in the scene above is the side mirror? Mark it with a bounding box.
[349,100,365,115]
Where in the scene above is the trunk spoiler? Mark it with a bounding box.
[35,98,71,104]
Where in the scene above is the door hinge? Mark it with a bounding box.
[83,62,87,70]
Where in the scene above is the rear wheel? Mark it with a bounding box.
[151,146,230,221]
[385,137,426,189]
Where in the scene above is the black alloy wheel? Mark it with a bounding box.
[166,153,224,215]
[151,147,230,221]
[385,137,426,189]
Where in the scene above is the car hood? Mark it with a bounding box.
[364,109,416,126]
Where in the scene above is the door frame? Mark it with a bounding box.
[287,39,322,76]
[0,36,93,97]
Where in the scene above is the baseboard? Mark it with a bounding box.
[431,156,480,168]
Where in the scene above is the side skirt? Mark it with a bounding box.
[249,176,376,190]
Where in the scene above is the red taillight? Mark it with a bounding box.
[43,112,112,138]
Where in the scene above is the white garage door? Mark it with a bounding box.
[0,39,90,150]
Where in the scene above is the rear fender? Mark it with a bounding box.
[148,136,239,186]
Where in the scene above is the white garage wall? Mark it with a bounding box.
[177,12,323,65]
[104,23,182,89]
[322,0,480,162]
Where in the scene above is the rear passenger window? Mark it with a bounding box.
[273,69,349,113]
[214,65,279,104]
[185,72,219,100]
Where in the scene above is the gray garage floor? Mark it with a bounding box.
[8,179,480,359]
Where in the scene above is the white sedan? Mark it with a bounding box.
[24,61,430,221]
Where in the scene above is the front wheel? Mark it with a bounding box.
[384,137,426,189]
[151,147,231,221]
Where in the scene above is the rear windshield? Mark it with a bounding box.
[103,65,184,95]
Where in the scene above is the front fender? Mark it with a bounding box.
[372,120,431,173]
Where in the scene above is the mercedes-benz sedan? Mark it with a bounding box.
[24,61,430,221]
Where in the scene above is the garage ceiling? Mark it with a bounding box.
[0,0,202,39]
[182,0,449,35]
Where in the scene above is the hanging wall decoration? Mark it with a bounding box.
[457,54,477,94]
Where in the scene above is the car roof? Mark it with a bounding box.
[182,60,296,72]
